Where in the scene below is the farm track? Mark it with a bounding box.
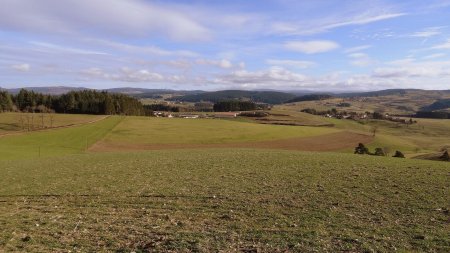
[90,131,373,152]
[0,115,110,138]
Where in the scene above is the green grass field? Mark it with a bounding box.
[0,116,123,160]
[99,116,338,145]
[0,112,105,134]
[0,150,448,252]
[0,113,449,252]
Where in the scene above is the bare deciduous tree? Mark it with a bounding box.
[371,126,378,137]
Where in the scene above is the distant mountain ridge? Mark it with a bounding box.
[1,87,450,102]
[0,86,204,96]
[4,86,91,95]
[336,89,450,98]
[286,94,333,103]
[167,90,297,104]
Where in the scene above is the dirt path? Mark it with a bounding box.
[0,115,110,138]
[90,131,373,152]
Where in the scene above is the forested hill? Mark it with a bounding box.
[285,94,333,103]
[168,90,296,104]
[0,89,146,115]
[337,89,413,97]
[337,89,450,98]
[421,98,450,111]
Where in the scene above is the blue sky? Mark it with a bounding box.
[1,0,450,91]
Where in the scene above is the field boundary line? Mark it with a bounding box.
[86,116,125,152]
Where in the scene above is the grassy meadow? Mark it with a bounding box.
[0,113,449,252]
[0,150,448,252]
[0,116,123,160]
[97,116,338,145]
[0,112,105,134]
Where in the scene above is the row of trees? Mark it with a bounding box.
[354,143,405,158]
[415,111,450,119]
[143,104,180,112]
[213,101,257,112]
[0,89,147,116]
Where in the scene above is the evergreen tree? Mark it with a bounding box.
[441,150,449,161]
[374,148,386,156]
[354,143,369,154]
[0,91,14,112]
[392,151,405,158]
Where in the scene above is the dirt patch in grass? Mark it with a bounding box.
[90,131,373,152]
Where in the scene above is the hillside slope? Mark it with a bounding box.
[168,90,296,104]
[0,150,448,252]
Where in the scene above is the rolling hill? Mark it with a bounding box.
[4,86,90,95]
[285,94,333,103]
[168,90,296,104]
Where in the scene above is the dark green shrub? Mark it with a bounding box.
[393,151,405,158]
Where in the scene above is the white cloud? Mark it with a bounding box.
[266,59,316,69]
[270,12,406,36]
[410,26,444,38]
[80,67,165,82]
[423,53,446,59]
[373,60,450,78]
[30,41,108,55]
[431,39,450,50]
[219,59,233,69]
[195,59,234,69]
[387,58,416,65]
[84,39,198,58]
[324,13,407,30]
[11,63,30,72]
[347,53,375,67]
[0,0,211,42]
[284,40,340,54]
[215,66,310,88]
[120,68,164,82]
[344,45,372,53]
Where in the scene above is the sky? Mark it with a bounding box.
[1,0,450,91]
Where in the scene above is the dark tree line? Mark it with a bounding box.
[354,143,404,158]
[0,89,146,115]
[420,98,450,111]
[415,111,450,119]
[286,94,333,103]
[143,104,180,112]
[213,100,257,112]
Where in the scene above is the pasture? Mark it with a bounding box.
[0,149,448,252]
[0,113,448,252]
[90,116,348,152]
[0,116,122,160]
[0,112,105,134]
